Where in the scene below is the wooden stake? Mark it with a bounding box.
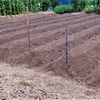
[27,2,32,61]
[66,27,68,68]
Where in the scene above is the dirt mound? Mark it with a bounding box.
[0,13,100,88]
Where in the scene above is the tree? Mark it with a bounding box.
[50,0,59,8]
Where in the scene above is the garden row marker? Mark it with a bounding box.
[66,27,68,68]
[27,1,32,61]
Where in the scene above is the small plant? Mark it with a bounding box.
[53,5,73,14]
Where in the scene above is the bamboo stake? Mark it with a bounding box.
[27,0,32,61]
[66,27,68,68]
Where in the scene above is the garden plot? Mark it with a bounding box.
[0,13,100,89]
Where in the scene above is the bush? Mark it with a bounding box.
[0,0,25,15]
[72,0,91,12]
[53,5,73,14]
[84,5,100,14]
[41,0,51,11]
[84,5,94,13]
[26,0,41,13]
[72,0,85,12]
[41,0,59,11]
[92,0,100,7]
[50,0,59,8]
[27,0,59,12]
[94,7,100,14]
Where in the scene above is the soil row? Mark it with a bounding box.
[0,13,100,88]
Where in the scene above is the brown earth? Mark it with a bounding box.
[1,62,100,100]
[0,12,100,99]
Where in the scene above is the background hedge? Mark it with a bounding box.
[0,0,25,15]
[53,5,73,14]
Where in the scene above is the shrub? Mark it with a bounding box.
[83,5,94,13]
[72,0,84,12]
[27,0,59,12]
[53,5,73,14]
[92,0,100,7]
[41,0,59,11]
[72,0,92,12]
[50,0,59,8]
[27,0,41,13]
[94,7,100,14]
[0,0,25,15]
[84,5,100,14]
[41,0,51,11]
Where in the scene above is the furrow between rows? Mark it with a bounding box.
[0,14,92,34]
[69,43,100,86]
[0,38,65,67]
[68,18,100,34]
[0,14,97,40]
[0,29,65,49]
[69,34,100,57]
[68,24,100,49]
[0,16,100,48]
[33,37,65,51]
[0,13,85,27]
[0,30,66,66]
[30,17,100,37]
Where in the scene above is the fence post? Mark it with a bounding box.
[27,1,32,61]
[66,27,68,68]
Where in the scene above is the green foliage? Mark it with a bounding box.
[41,0,51,11]
[53,5,73,14]
[0,0,25,15]
[83,5,94,13]
[71,0,100,14]
[72,0,88,12]
[83,0,100,14]
[84,5,100,14]
[31,3,41,13]
[72,0,85,12]
[27,0,41,13]
[94,7,100,14]
[0,0,60,15]
[92,0,100,7]
[50,0,59,8]
[40,0,59,11]
[27,0,59,12]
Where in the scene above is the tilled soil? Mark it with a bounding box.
[1,62,100,100]
[0,12,100,99]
